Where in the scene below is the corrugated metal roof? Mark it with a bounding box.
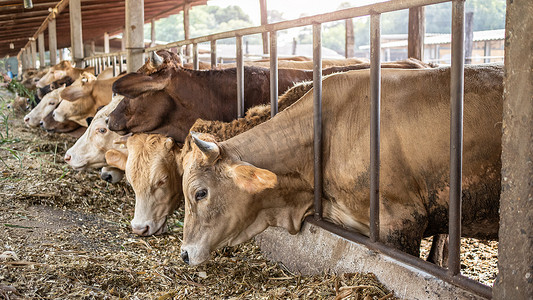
[360,29,505,49]
[0,0,207,58]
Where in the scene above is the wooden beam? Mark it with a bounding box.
[259,0,268,55]
[125,0,144,72]
[38,32,45,67]
[345,18,354,58]
[49,18,57,65]
[408,6,425,60]
[30,39,37,68]
[150,19,156,46]
[69,0,84,65]
[104,32,110,53]
[183,1,190,59]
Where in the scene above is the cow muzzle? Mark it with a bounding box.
[131,218,167,236]
[180,244,210,266]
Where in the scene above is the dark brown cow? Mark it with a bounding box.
[41,110,85,138]
[109,50,430,143]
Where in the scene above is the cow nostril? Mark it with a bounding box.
[39,121,44,127]
[102,173,113,183]
[64,154,71,162]
[24,116,30,122]
[181,251,189,265]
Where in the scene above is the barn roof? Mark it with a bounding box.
[0,0,207,58]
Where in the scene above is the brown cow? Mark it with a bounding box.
[179,64,503,265]
[109,49,430,143]
[36,61,94,88]
[53,72,121,126]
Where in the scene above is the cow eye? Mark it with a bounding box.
[195,189,208,201]
[97,128,107,134]
[49,101,55,105]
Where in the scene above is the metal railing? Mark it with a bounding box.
[84,51,127,77]
[82,0,490,297]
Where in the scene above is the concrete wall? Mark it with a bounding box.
[493,0,533,299]
[256,223,486,300]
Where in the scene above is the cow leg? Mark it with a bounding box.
[427,234,449,267]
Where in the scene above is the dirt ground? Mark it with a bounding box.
[0,89,496,299]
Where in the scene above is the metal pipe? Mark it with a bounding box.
[270,31,278,117]
[193,43,199,70]
[448,0,465,277]
[144,0,449,53]
[119,55,123,73]
[210,40,217,69]
[112,56,117,77]
[236,35,244,118]
[312,23,323,220]
[369,13,382,243]
[306,217,492,299]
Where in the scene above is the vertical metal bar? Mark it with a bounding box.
[369,13,381,243]
[448,0,465,277]
[193,43,199,70]
[119,55,123,73]
[270,31,278,117]
[107,56,111,70]
[313,23,323,220]
[210,40,217,69]
[112,56,117,76]
[236,35,244,118]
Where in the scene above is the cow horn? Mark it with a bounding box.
[191,131,220,163]
[152,51,163,66]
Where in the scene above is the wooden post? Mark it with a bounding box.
[345,18,354,58]
[20,49,27,71]
[90,40,96,56]
[121,28,126,51]
[183,2,190,62]
[151,19,156,47]
[38,32,46,68]
[48,18,57,65]
[408,6,425,60]
[125,0,144,72]
[30,39,37,68]
[494,0,533,298]
[464,12,474,64]
[259,0,268,55]
[104,32,110,53]
[69,0,84,67]
[483,41,491,63]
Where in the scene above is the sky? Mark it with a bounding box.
[207,0,386,25]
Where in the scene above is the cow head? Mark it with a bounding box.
[180,133,278,265]
[53,71,111,126]
[36,61,73,88]
[108,50,182,136]
[41,110,81,133]
[64,95,123,170]
[106,133,182,236]
[24,87,64,127]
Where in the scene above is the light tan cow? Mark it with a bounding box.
[53,72,121,126]
[104,81,313,236]
[36,61,94,88]
[178,64,503,266]
[64,95,125,170]
[23,87,65,127]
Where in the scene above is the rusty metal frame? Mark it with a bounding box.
[81,0,488,297]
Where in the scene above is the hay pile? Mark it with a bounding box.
[0,92,397,299]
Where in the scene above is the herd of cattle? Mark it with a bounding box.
[11,50,503,266]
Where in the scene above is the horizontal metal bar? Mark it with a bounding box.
[145,0,450,53]
[305,217,492,299]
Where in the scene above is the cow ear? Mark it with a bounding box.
[105,150,127,171]
[113,133,131,148]
[230,164,277,194]
[112,72,169,99]
[84,66,95,75]
[60,85,86,101]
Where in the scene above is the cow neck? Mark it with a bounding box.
[222,92,314,175]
